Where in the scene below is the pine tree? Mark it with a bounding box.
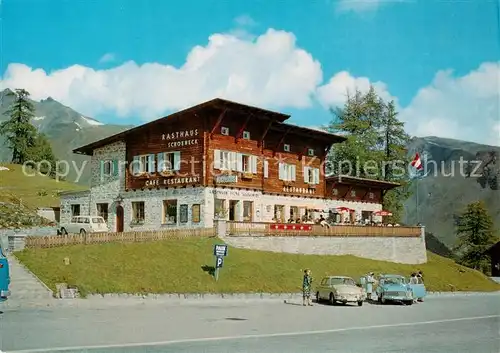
[379,100,411,222]
[326,86,411,222]
[454,201,497,273]
[0,89,38,164]
[27,133,59,177]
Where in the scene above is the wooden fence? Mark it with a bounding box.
[25,227,215,249]
[227,221,421,237]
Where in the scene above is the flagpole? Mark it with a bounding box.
[416,178,419,225]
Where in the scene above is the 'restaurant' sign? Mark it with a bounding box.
[282,186,316,195]
[144,176,200,187]
[162,129,200,148]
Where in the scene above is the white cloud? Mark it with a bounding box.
[400,62,499,146]
[0,25,497,146]
[0,29,322,120]
[99,53,116,63]
[317,62,500,146]
[234,15,257,27]
[316,71,396,108]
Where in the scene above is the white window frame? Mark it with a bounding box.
[303,166,320,184]
[264,160,269,178]
[132,154,155,175]
[279,163,296,181]
[157,151,181,172]
[221,126,229,135]
[283,144,290,152]
[103,160,113,176]
[131,201,145,223]
[242,131,251,140]
[163,199,177,224]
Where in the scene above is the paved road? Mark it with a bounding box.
[1,294,499,352]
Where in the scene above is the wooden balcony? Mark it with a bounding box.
[226,221,421,238]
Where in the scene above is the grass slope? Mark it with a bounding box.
[16,238,500,296]
[0,163,85,208]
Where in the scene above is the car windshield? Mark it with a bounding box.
[92,217,104,223]
[331,278,356,286]
[384,276,406,285]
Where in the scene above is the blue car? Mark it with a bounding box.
[375,274,414,305]
[409,276,426,302]
[0,239,10,302]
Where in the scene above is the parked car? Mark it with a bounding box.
[58,216,109,235]
[375,274,414,305]
[409,276,426,302]
[316,276,366,306]
[0,238,10,302]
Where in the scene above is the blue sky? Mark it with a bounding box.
[1,0,499,145]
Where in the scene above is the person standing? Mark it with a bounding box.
[365,272,376,300]
[302,269,313,306]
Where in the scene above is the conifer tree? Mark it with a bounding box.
[326,86,411,222]
[0,89,37,164]
[454,200,497,273]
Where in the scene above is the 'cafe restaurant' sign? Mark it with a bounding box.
[144,176,200,187]
[162,129,199,148]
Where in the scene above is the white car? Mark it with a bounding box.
[59,216,109,235]
[316,276,367,306]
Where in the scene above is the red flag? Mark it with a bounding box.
[411,153,423,170]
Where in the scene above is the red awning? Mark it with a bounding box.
[373,210,393,216]
[334,207,354,213]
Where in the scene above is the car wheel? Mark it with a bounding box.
[405,300,413,306]
[61,228,68,236]
[329,293,335,305]
[357,301,363,306]
[381,296,386,304]
[316,292,321,303]
[80,229,86,236]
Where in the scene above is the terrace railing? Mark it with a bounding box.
[227,221,421,237]
[24,227,215,249]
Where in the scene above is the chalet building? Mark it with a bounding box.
[60,99,399,232]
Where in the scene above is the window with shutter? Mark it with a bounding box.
[314,168,320,184]
[214,149,221,169]
[303,166,309,183]
[157,153,165,172]
[251,156,257,174]
[113,160,119,177]
[264,160,269,178]
[173,152,181,171]
[132,156,140,175]
[290,164,296,181]
[278,163,284,180]
[148,154,155,173]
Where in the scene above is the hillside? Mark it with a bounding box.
[0,163,85,208]
[405,136,500,251]
[16,237,500,296]
[0,89,133,185]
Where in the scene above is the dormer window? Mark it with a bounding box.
[242,131,250,140]
[283,144,290,152]
[308,148,315,157]
[221,127,229,136]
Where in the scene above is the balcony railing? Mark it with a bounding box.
[226,221,421,237]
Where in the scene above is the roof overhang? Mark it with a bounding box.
[326,175,401,190]
[269,123,346,145]
[72,98,345,156]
